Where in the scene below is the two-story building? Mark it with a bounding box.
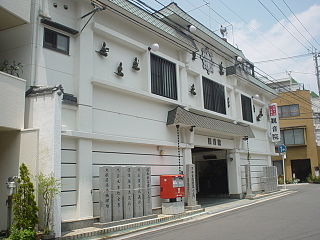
[268,77,319,182]
[0,0,277,236]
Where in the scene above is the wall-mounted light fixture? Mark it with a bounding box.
[236,56,243,62]
[256,108,264,121]
[157,146,165,156]
[252,94,260,100]
[190,84,196,96]
[227,97,230,108]
[115,62,124,77]
[228,153,234,161]
[132,57,140,71]
[96,41,109,57]
[148,43,159,51]
[188,25,197,33]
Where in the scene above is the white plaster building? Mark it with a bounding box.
[0,0,277,236]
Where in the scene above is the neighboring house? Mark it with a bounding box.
[267,77,319,182]
[0,0,277,236]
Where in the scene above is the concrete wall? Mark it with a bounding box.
[0,131,21,231]
[0,72,26,130]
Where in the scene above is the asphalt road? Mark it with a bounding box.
[125,184,320,240]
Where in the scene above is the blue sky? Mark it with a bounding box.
[141,0,320,93]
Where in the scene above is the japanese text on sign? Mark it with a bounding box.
[269,103,281,143]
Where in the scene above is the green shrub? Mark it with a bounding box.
[12,164,38,231]
[8,227,36,240]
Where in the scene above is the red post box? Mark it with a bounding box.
[160,175,185,199]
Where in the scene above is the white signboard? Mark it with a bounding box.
[269,103,281,142]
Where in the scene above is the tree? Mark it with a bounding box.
[12,163,38,231]
[36,173,60,234]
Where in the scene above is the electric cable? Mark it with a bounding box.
[283,0,320,49]
[254,53,312,64]
[257,0,311,52]
[95,0,319,113]
[271,0,316,51]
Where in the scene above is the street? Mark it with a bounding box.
[123,184,320,240]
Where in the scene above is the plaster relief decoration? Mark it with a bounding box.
[200,47,214,75]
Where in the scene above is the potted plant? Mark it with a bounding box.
[36,173,60,240]
[0,60,23,77]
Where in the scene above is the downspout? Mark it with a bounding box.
[30,0,41,87]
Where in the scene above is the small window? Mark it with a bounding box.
[43,28,69,54]
[280,128,305,145]
[241,95,253,122]
[278,104,300,118]
[202,77,226,114]
[151,54,177,100]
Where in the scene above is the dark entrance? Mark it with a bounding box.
[192,148,229,196]
[197,159,228,195]
[291,159,311,182]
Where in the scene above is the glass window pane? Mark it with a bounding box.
[294,129,304,144]
[278,106,282,118]
[281,106,290,118]
[44,28,56,48]
[57,34,69,53]
[290,104,300,117]
[279,131,284,145]
[284,129,294,144]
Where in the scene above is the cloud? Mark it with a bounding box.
[232,4,320,92]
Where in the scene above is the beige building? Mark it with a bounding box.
[269,79,319,182]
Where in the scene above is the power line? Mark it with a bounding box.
[271,0,316,51]
[254,53,312,64]
[257,0,311,52]
[213,0,302,77]
[101,0,318,113]
[187,3,208,13]
[283,0,320,49]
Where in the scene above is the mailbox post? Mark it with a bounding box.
[160,175,185,214]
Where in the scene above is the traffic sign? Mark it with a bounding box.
[279,144,287,153]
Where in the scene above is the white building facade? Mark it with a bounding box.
[0,0,277,236]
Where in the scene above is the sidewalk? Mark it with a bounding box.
[58,189,295,240]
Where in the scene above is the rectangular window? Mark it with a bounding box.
[280,128,305,145]
[151,54,177,100]
[278,104,300,118]
[241,95,253,122]
[202,77,226,114]
[43,28,69,54]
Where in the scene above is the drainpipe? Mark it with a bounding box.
[30,0,41,87]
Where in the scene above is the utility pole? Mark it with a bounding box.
[314,52,320,96]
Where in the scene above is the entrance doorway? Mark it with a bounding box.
[291,159,311,182]
[192,148,229,197]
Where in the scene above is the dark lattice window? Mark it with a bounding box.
[202,77,226,114]
[241,95,253,122]
[151,54,177,100]
[43,28,69,54]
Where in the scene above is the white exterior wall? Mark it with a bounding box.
[0,72,25,130]
[1,0,276,233]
